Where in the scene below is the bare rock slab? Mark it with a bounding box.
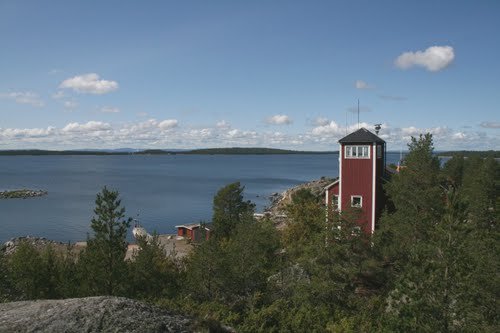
[0,296,194,333]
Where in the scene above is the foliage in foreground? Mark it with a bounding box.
[0,138,498,332]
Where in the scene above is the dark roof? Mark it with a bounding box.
[338,127,385,144]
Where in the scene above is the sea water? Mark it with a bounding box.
[0,153,402,242]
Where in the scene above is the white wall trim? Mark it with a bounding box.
[372,143,376,233]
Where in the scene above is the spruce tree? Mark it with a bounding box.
[79,186,131,296]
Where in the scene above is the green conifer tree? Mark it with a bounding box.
[212,182,255,240]
[79,186,131,296]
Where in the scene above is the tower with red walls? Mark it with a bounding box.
[325,127,386,234]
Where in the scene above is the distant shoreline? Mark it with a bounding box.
[1,148,498,157]
[0,147,337,156]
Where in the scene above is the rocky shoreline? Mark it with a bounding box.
[0,189,48,199]
[260,176,336,228]
[1,236,68,256]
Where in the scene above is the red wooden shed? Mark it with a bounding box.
[175,223,212,242]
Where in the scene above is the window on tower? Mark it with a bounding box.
[332,195,339,211]
[345,145,370,159]
[351,195,362,208]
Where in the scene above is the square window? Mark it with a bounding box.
[351,196,362,208]
[362,146,369,157]
[345,146,352,158]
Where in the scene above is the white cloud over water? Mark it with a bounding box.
[480,121,500,129]
[0,119,498,151]
[0,91,44,107]
[62,121,112,133]
[355,80,373,89]
[395,46,455,72]
[266,114,292,125]
[59,73,118,94]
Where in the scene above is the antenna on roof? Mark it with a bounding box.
[374,123,381,135]
[345,110,348,135]
[357,99,360,129]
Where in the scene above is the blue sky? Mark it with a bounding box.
[0,0,499,150]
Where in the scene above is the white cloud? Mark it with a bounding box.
[216,120,230,129]
[100,106,120,113]
[266,114,292,125]
[64,101,78,110]
[158,119,178,130]
[0,126,55,138]
[480,121,500,129]
[395,45,455,72]
[312,121,342,136]
[1,119,498,151]
[0,91,44,107]
[355,80,373,90]
[311,121,371,137]
[312,117,330,126]
[59,73,118,94]
[62,121,111,133]
[452,132,466,140]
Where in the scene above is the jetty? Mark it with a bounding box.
[0,189,48,199]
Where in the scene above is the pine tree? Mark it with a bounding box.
[212,182,255,240]
[0,250,14,301]
[7,241,44,299]
[79,186,131,296]
[128,234,179,299]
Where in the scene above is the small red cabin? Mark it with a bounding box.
[175,223,212,242]
[325,128,386,234]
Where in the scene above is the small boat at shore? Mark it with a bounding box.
[132,219,152,242]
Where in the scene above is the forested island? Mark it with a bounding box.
[0,147,335,155]
[2,147,499,157]
[438,150,500,158]
[1,134,498,332]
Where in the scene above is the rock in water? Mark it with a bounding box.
[0,296,194,333]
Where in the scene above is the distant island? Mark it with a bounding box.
[0,189,48,199]
[0,148,336,156]
[437,150,500,158]
[1,148,498,157]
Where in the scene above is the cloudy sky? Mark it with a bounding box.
[0,0,499,150]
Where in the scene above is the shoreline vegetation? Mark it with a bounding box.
[0,189,47,199]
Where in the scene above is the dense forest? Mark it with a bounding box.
[0,134,498,332]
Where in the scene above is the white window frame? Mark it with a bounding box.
[345,145,370,159]
[351,195,363,208]
[332,195,339,211]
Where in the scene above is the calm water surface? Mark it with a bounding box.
[0,153,401,242]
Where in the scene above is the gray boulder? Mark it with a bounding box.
[0,296,194,333]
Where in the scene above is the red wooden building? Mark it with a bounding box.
[175,223,213,242]
[325,127,386,234]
